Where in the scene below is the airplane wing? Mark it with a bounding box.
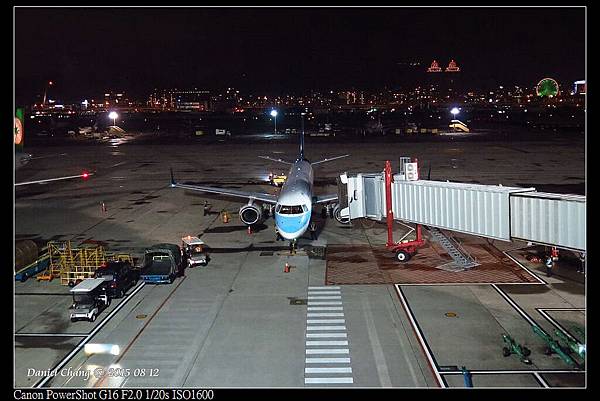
[170,169,278,204]
[258,156,293,165]
[310,154,350,165]
[15,172,94,187]
[314,194,338,204]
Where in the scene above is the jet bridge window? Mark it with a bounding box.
[278,205,304,214]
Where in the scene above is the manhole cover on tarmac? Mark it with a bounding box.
[136,314,148,319]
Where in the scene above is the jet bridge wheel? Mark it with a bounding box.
[395,250,412,263]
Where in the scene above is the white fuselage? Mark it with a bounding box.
[274,160,314,240]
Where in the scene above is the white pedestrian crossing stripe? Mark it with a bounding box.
[306,325,346,331]
[306,348,349,354]
[307,319,345,324]
[306,333,347,338]
[305,377,354,384]
[306,340,348,346]
[308,286,341,290]
[307,306,344,311]
[305,367,352,374]
[307,312,345,317]
[305,357,351,363]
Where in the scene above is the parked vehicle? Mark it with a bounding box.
[181,236,208,268]
[69,278,110,322]
[140,243,184,284]
[94,260,139,298]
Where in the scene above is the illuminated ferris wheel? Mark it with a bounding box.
[536,78,560,98]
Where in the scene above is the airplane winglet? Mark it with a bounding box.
[170,167,176,187]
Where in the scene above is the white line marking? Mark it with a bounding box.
[308,296,342,300]
[307,319,345,324]
[306,326,347,331]
[503,251,547,285]
[306,349,350,354]
[14,333,88,337]
[305,377,354,384]
[533,372,550,388]
[305,367,352,374]
[307,306,344,311]
[308,291,341,295]
[308,301,343,305]
[439,369,584,375]
[308,286,341,290]
[34,282,146,388]
[362,294,392,387]
[537,309,580,342]
[306,340,348,346]
[307,333,347,338]
[307,313,345,317]
[394,284,445,388]
[491,284,538,327]
[306,358,351,364]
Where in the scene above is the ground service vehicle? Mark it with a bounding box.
[181,236,209,268]
[140,243,183,284]
[69,278,110,322]
[94,260,139,298]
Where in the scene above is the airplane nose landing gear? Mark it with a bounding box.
[289,239,297,255]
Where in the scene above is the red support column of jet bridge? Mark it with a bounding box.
[384,159,425,262]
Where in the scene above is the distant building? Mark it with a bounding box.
[104,91,128,107]
[174,90,211,111]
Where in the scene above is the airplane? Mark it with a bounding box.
[169,115,349,248]
[14,109,94,186]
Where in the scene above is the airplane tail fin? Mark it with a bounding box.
[311,154,350,166]
[299,114,305,160]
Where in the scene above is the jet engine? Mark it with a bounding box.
[333,203,351,225]
[239,201,264,226]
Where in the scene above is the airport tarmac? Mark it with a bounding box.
[14,133,585,388]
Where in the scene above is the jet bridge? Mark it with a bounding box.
[338,160,586,253]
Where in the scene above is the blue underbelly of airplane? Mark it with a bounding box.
[275,211,311,240]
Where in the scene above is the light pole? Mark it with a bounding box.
[270,109,278,134]
[108,111,119,127]
[42,81,53,106]
[450,107,460,132]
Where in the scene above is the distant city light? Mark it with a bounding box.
[450,107,460,116]
[270,110,278,117]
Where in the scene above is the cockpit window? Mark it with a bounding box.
[278,205,304,214]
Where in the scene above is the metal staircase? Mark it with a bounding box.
[427,227,479,271]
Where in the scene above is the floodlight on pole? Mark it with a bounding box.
[108,111,119,127]
[270,110,278,134]
[450,108,460,132]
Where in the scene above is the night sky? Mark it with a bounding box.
[15,7,585,103]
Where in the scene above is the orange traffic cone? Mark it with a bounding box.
[284,263,290,273]
[247,226,253,235]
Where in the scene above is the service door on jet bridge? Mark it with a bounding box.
[363,175,383,220]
